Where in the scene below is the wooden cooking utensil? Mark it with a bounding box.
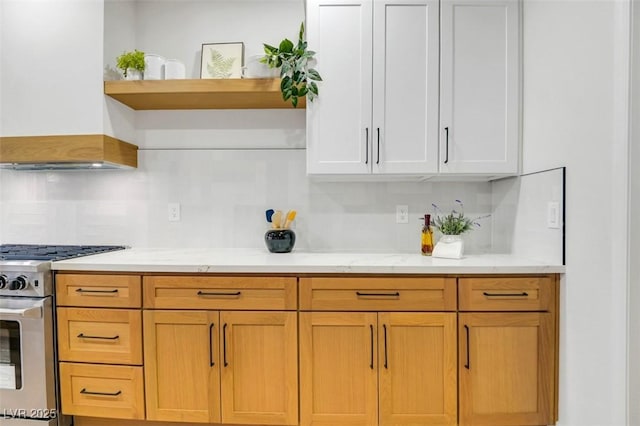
[271,210,282,229]
[283,210,297,229]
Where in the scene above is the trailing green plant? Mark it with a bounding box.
[116,50,145,77]
[431,200,489,235]
[261,22,322,108]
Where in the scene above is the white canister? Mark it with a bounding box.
[164,59,186,79]
[144,54,166,80]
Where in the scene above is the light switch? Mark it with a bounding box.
[547,202,560,229]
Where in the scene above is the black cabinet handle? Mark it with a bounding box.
[356,292,400,298]
[369,324,374,370]
[383,324,388,369]
[376,128,380,165]
[444,127,449,164]
[197,291,241,297]
[77,333,119,340]
[80,388,121,397]
[75,288,118,294]
[223,323,228,367]
[464,325,470,369]
[209,323,215,367]
[365,128,369,165]
[482,292,529,297]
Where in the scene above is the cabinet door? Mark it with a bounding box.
[143,310,220,423]
[220,311,298,425]
[372,0,439,175]
[459,313,554,426]
[440,0,520,174]
[300,312,378,426]
[306,0,373,174]
[378,313,457,425]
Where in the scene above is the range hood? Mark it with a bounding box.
[0,134,138,170]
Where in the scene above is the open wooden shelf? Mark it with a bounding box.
[104,78,305,110]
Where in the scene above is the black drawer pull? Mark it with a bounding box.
[75,288,118,294]
[80,388,122,397]
[197,291,242,297]
[77,333,119,340]
[482,292,529,297]
[356,292,400,298]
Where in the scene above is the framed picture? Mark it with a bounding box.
[200,42,244,79]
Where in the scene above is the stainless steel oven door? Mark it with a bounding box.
[0,297,56,422]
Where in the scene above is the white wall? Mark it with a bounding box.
[491,168,564,265]
[0,150,494,253]
[628,0,639,423]
[523,1,629,424]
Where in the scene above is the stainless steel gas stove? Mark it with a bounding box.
[0,244,126,426]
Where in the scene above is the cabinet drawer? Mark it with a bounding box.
[458,276,554,311]
[144,276,297,310]
[59,363,144,420]
[56,274,142,308]
[57,308,142,365]
[299,277,456,311]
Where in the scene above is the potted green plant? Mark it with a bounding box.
[431,200,489,259]
[261,22,322,108]
[116,50,145,80]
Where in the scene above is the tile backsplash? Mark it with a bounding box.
[0,149,493,253]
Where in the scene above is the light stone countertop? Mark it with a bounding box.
[51,248,565,274]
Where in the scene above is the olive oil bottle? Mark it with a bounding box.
[421,214,434,256]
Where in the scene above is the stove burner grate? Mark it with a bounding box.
[0,244,126,261]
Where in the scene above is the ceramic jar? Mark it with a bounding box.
[144,54,166,80]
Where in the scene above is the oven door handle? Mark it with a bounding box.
[0,306,42,319]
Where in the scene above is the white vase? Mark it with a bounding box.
[432,235,464,259]
[144,54,166,80]
[124,69,142,80]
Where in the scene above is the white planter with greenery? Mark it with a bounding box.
[430,200,489,259]
[116,49,145,81]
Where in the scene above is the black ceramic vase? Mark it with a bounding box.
[264,229,296,253]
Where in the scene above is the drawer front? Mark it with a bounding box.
[56,274,142,308]
[458,276,554,311]
[144,276,297,310]
[299,277,456,311]
[57,308,142,365]
[59,363,144,420]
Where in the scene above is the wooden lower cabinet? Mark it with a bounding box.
[379,313,457,426]
[458,313,555,426]
[143,310,220,423]
[143,310,298,425]
[300,312,457,426]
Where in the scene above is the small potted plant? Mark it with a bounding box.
[431,200,489,259]
[116,49,145,80]
[261,22,322,108]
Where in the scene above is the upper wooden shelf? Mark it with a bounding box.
[104,78,305,110]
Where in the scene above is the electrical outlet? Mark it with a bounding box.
[396,205,409,224]
[547,201,559,229]
[168,203,181,222]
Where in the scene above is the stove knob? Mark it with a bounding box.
[9,275,28,290]
[0,275,7,289]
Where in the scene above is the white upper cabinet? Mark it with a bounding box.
[306,0,440,176]
[307,0,520,178]
[439,0,520,175]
